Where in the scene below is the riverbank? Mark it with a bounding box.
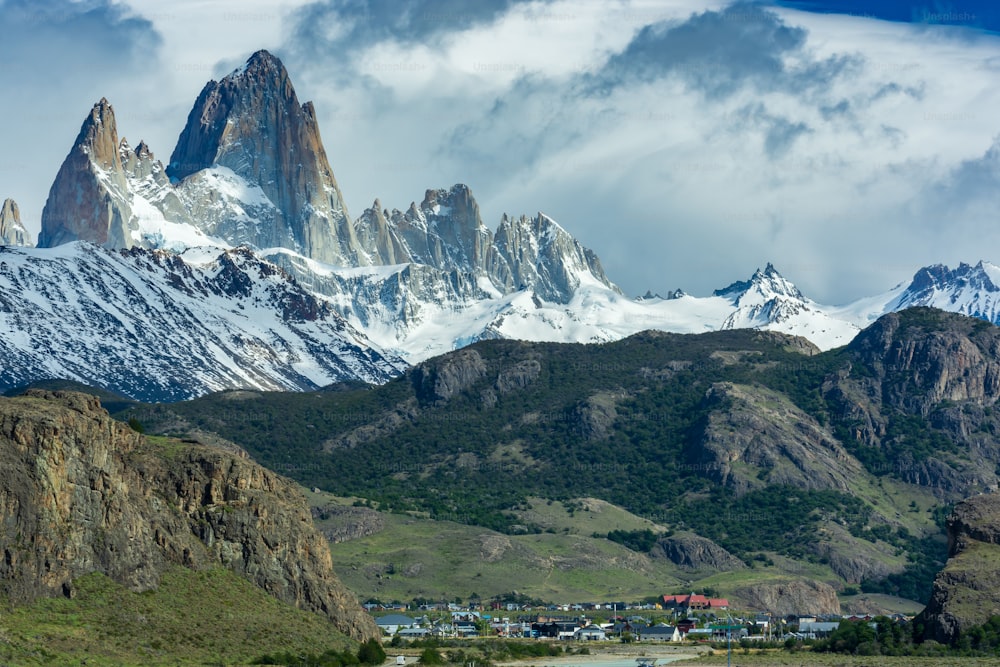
[492,644,707,667]
[672,651,1000,666]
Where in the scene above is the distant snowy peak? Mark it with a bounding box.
[0,199,32,247]
[714,262,805,305]
[705,262,859,348]
[489,210,620,303]
[892,261,1000,324]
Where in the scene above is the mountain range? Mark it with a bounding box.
[3,49,1000,399]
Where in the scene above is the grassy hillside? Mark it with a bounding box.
[313,493,683,603]
[307,492,921,615]
[0,566,354,666]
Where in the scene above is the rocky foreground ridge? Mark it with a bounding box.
[918,492,1000,644]
[0,390,378,641]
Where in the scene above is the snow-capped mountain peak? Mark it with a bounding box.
[714,262,804,305]
[15,49,1000,400]
[888,261,1000,323]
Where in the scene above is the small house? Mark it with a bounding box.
[641,625,681,642]
[574,625,608,641]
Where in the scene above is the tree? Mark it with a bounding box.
[358,639,387,665]
[419,648,444,665]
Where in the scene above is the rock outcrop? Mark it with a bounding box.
[312,505,387,544]
[412,348,491,404]
[918,492,1000,644]
[826,308,1000,496]
[733,579,841,616]
[0,198,32,247]
[168,50,358,264]
[651,533,747,571]
[0,390,379,641]
[847,309,1000,416]
[689,382,865,495]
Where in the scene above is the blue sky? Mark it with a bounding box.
[2,0,1000,303]
[778,0,999,31]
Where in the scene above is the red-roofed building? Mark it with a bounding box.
[663,594,729,611]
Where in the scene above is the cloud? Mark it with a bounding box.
[775,0,1000,34]
[0,0,163,234]
[1,1,160,89]
[265,0,1000,303]
[595,4,859,99]
[917,136,1000,237]
[288,0,528,56]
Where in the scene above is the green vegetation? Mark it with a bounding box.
[317,497,687,602]
[358,638,387,665]
[419,647,445,664]
[118,314,997,603]
[602,528,659,552]
[0,567,355,666]
[667,486,869,560]
[859,526,949,603]
[252,648,361,667]
[810,615,1000,657]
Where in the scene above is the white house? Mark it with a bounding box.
[573,625,608,641]
[641,625,681,642]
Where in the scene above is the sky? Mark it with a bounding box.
[2,0,999,304]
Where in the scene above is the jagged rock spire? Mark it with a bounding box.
[38,98,134,249]
[167,49,360,265]
[0,198,33,247]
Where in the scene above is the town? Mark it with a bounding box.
[366,593,909,643]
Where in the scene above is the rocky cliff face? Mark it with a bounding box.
[0,390,378,641]
[651,533,747,571]
[381,185,490,272]
[690,382,865,495]
[38,99,135,249]
[918,492,1000,644]
[846,309,1000,416]
[825,308,1000,496]
[168,50,358,264]
[0,199,32,247]
[733,579,841,616]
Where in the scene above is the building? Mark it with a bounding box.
[376,615,418,635]
[574,625,609,641]
[798,621,841,638]
[641,625,681,642]
[709,623,748,640]
[662,594,729,612]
